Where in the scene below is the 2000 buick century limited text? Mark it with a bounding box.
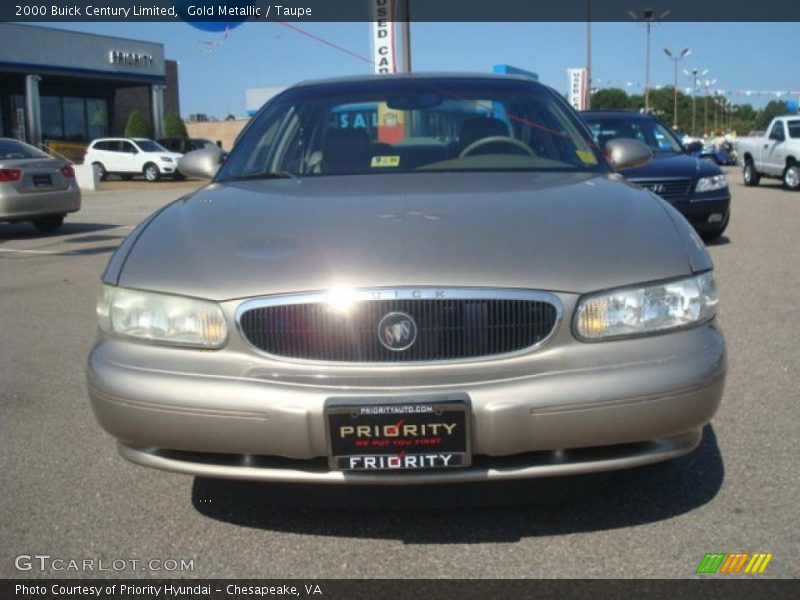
[87,74,725,484]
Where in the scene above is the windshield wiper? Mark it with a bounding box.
[228,171,300,182]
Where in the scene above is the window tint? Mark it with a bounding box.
[0,139,49,159]
[584,117,682,154]
[134,140,166,152]
[769,121,785,140]
[788,120,800,139]
[218,80,604,180]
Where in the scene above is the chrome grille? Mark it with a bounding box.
[237,290,560,362]
[631,179,692,200]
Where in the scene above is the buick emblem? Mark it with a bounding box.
[377,312,417,351]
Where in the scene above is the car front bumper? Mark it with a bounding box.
[673,193,731,230]
[87,321,725,484]
[0,185,80,221]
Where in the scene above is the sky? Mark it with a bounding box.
[44,21,800,118]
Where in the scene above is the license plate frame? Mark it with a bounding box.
[32,174,52,187]
[325,394,471,472]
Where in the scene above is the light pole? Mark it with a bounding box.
[664,47,690,129]
[585,0,592,109]
[684,67,708,137]
[703,78,716,136]
[629,7,671,111]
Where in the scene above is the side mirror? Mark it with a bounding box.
[604,138,652,171]
[178,146,224,179]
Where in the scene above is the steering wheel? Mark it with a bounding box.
[459,136,535,158]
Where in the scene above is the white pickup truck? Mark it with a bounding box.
[738,116,800,190]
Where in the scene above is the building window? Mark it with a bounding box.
[63,97,87,142]
[87,98,108,140]
[41,96,64,140]
[34,96,109,143]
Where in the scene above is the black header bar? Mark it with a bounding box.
[3,0,800,22]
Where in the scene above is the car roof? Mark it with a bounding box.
[290,72,546,93]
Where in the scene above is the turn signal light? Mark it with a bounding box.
[0,168,22,182]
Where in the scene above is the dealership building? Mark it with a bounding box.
[0,23,179,147]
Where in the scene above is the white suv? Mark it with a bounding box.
[84,138,183,182]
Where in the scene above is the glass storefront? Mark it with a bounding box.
[32,95,109,142]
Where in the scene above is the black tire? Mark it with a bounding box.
[32,215,64,233]
[121,174,134,181]
[92,162,107,181]
[783,163,800,191]
[743,161,760,187]
[143,163,161,182]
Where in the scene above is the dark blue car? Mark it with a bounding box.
[582,110,731,241]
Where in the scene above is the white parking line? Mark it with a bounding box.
[0,248,66,254]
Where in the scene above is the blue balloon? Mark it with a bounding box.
[174,1,252,32]
[788,100,799,114]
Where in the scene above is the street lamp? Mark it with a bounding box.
[702,78,717,136]
[684,67,708,137]
[629,7,671,111]
[664,47,691,129]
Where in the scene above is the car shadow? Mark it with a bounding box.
[705,235,730,247]
[191,425,723,544]
[0,222,120,241]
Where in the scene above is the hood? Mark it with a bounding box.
[116,172,696,300]
[622,152,722,180]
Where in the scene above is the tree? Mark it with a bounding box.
[756,100,789,130]
[591,88,630,109]
[164,111,188,138]
[124,110,150,137]
[225,113,236,121]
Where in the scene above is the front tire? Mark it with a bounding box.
[32,215,64,233]
[783,163,800,191]
[743,161,760,187]
[143,163,160,182]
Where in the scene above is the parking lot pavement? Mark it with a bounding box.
[96,176,206,193]
[1,168,798,579]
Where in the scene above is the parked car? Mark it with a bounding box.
[157,137,218,154]
[0,137,80,232]
[686,141,737,166]
[737,116,800,190]
[582,110,732,240]
[88,74,725,484]
[83,138,183,182]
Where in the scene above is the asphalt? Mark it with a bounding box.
[1,168,798,579]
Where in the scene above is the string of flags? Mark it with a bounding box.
[592,78,800,99]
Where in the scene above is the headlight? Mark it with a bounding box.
[575,272,718,340]
[159,156,174,163]
[96,285,227,348]
[695,174,727,193]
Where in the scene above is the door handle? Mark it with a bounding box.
[763,144,769,149]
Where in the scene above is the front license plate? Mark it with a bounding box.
[33,174,52,187]
[326,395,471,471]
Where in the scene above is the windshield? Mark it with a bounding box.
[0,139,50,160]
[217,79,605,181]
[584,116,683,155]
[135,140,167,152]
